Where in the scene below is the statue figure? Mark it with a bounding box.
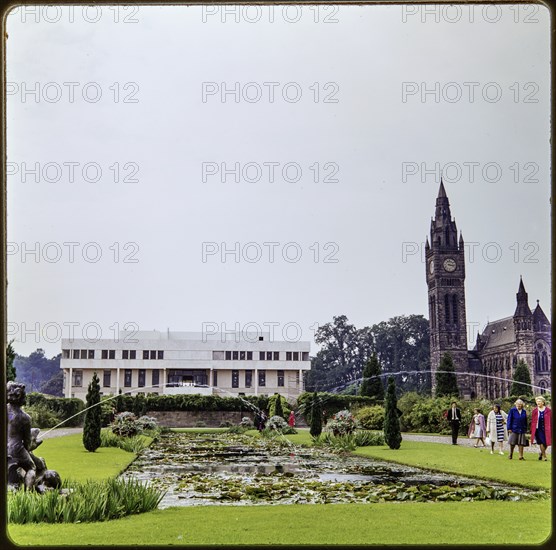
[7,381,61,493]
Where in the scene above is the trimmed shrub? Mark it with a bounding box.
[26,393,84,427]
[355,405,385,430]
[309,392,323,438]
[384,377,402,450]
[24,405,62,429]
[297,392,376,424]
[83,372,102,452]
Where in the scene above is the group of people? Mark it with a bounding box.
[447,396,552,460]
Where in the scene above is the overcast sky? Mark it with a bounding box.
[6,4,551,357]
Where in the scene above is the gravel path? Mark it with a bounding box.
[38,427,83,440]
[402,433,551,455]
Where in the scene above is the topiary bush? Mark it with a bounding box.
[24,404,62,429]
[355,405,385,430]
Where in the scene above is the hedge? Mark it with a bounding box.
[25,393,85,427]
[114,393,270,414]
[297,392,378,424]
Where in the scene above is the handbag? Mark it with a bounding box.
[485,436,491,446]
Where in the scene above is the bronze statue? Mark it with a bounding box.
[7,381,61,492]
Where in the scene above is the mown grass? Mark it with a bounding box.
[8,500,551,546]
[353,440,551,490]
[34,434,138,483]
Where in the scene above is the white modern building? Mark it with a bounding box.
[61,330,311,402]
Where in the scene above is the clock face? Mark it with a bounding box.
[429,261,434,275]
[443,258,457,272]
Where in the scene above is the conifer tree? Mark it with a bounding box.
[510,359,533,397]
[83,372,102,452]
[360,354,384,400]
[309,392,323,438]
[273,393,284,419]
[435,353,459,397]
[383,376,402,449]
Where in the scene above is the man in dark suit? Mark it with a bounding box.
[447,401,461,445]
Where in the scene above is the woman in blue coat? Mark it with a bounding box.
[507,399,528,460]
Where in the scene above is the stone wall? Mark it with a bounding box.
[147,410,255,428]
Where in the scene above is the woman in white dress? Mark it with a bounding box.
[486,404,508,455]
[468,408,486,447]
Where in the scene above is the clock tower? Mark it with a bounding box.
[425,181,470,396]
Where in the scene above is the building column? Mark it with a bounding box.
[116,367,120,395]
[162,368,167,394]
[67,367,72,398]
[254,368,258,396]
[299,369,303,392]
[210,367,214,392]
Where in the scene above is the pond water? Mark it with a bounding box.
[120,432,548,508]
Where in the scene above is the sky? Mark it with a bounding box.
[6,3,551,357]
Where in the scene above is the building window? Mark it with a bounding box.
[213,370,218,387]
[258,371,266,387]
[277,370,284,387]
[103,370,111,387]
[62,349,70,359]
[150,350,156,360]
[152,370,160,387]
[259,351,265,360]
[452,295,458,325]
[157,350,164,360]
[233,351,239,360]
[73,350,80,359]
[130,350,136,360]
[293,352,299,361]
[232,370,239,388]
[225,351,232,360]
[240,351,246,360]
[266,351,272,361]
[143,350,149,360]
[302,352,309,361]
[88,350,95,359]
[245,370,252,388]
[138,369,146,387]
[72,370,83,387]
[286,352,292,361]
[80,349,87,359]
[273,351,279,361]
[102,350,108,359]
[123,350,129,360]
[296,371,300,385]
[247,351,253,360]
[259,336,264,341]
[444,294,451,324]
[124,369,132,387]
[213,351,225,360]
[109,350,115,360]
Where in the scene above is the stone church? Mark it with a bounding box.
[425,182,551,399]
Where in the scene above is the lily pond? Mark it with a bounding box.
[121,432,548,508]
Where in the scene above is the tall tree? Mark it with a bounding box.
[383,377,402,449]
[6,340,16,382]
[83,372,102,452]
[360,354,384,400]
[273,393,284,419]
[510,360,533,397]
[435,353,459,397]
[309,392,323,438]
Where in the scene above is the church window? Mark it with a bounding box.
[541,351,548,371]
[452,295,458,325]
[445,227,450,246]
[444,294,451,324]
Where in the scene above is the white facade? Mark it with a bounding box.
[61,330,311,402]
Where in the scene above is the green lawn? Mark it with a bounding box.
[8,500,551,546]
[353,441,551,490]
[35,434,139,483]
[280,429,551,490]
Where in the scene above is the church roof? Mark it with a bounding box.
[479,316,516,350]
[533,302,551,330]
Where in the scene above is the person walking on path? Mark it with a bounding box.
[468,408,486,447]
[531,396,552,461]
[486,404,508,455]
[447,402,462,445]
[507,399,528,460]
